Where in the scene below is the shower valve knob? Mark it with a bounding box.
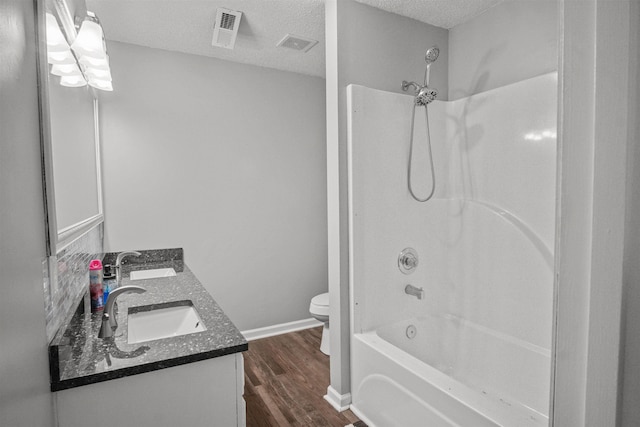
[398,248,419,274]
[402,256,417,268]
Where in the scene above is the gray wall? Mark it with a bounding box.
[0,1,55,425]
[100,41,328,331]
[338,0,449,98]
[448,0,558,100]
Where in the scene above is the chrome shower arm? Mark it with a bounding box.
[402,81,421,93]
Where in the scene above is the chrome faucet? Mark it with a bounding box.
[98,285,146,339]
[405,284,424,300]
[115,251,141,285]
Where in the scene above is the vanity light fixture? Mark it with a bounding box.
[45,11,113,91]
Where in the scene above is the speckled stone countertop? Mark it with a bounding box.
[49,250,248,392]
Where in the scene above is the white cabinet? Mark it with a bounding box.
[55,353,245,427]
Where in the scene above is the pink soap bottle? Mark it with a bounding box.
[89,259,104,313]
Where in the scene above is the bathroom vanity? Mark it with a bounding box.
[49,249,248,427]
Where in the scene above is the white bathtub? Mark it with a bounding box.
[350,315,550,427]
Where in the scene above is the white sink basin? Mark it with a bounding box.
[127,303,206,344]
[129,268,177,281]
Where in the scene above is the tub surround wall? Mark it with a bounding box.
[0,1,55,425]
[348,73,557,423]
[349,73,557,341]
[44,225,103,342]
[100,41,328,332]
[448,0,558,100]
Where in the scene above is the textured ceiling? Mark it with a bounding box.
[87,0,326,77]
[355,0,504,30]
[86,0,502,78]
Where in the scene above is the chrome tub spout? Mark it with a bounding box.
[405,284,424,300]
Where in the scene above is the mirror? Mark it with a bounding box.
[39,0,104,254]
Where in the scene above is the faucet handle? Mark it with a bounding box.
[398,248,419,274]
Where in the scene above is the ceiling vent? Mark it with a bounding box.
[212,8,242,49]
[276,34,318,53]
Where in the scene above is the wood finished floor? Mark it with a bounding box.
[244,327,361,427]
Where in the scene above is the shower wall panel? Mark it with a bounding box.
[348,73,557,348]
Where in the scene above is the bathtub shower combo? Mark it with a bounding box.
[347,47,557,426]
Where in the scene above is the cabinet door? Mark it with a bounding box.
[56,356,239,427]
[236,353,246,427]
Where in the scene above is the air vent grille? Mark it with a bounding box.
[219,12,236,30]
[281,37,312,51]
[276,34,319,53]
[212,8,242,49]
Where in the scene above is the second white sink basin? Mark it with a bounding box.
[130,268,177,281]
[127,303,206,344]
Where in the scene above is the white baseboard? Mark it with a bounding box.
[241,318,322,341]
[324,386,352,412]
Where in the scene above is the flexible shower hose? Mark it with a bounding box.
[407,101,436,202]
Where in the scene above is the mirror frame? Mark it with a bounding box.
[36,0,104,256]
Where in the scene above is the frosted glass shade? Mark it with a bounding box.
[85,67,112,81]
[60,75,87,87]
[48,50,76,65]
[45,13,69,53]
[88,78,113,91]
[71,20,107,59]
[51,63,83,77]
[79,55,109,71]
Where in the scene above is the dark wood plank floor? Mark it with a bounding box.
[244,327,362,427]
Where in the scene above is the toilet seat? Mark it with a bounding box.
[310,292,329,318]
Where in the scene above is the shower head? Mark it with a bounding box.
[423,46,440,86]
[425,46,440,64]
[415,86,438,106]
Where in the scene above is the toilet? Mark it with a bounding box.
[309,292,330,355]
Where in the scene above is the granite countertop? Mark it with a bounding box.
[49,249,248,391]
